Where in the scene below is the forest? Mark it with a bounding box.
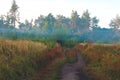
[0,0,120,43]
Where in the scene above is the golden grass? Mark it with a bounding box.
[0,40,49,80]
[75,43,120,80]
[0,40,68,80]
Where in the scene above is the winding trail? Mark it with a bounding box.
[60,53,88,80]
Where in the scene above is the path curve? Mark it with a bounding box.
[60,53,87,80]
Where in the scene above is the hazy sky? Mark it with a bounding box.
[0,0,120,28]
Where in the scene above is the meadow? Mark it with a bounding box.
[75,43,120,80]
[0,40,76,80]
[0,0,120,80]
[0,40,120,80]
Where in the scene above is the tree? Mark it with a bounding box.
[71,10,81,33]
[6,0,20,39]
[71,10,80,28]
[91,17,99,28]
[19,20,32,30]
[43,13,56,33]
[0,15,5,27]
[109,15,120,39]
[0,15,10,27]
[8,0,20,27]
[81,10,91,32]
[109,15,120,30]
[34,15,45,28]
[56,15,71,27]
[50,26,70,42]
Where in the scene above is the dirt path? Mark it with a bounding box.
[60,53,87,80]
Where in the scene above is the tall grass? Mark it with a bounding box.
[0,40,67,80]
[0,40,49,80]
[75,43,120,80]
[0,40,76,80]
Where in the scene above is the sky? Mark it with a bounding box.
[0,0,120,28]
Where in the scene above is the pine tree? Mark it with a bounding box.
[8,0,20,28]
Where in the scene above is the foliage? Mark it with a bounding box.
[109,15,120,30]
[33,38,56,48]
[0,7,102,43]
[50,26,70,42]
[1,0,120,43]
[8,0,20,27]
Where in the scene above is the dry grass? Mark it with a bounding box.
[75,43,120,80]
[0,40,48,80]
[0,40,63,80]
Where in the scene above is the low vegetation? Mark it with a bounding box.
[0,1,120,80]
[0,40,77,80]
[0,40,120,80]
[0,40,47,80]
[75,43,120,80]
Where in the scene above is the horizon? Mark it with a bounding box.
[0,0,120,28]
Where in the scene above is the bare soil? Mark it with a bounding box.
[60,53,88,80]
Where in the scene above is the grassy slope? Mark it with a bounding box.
[75,43,120,80]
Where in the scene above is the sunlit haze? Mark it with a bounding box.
[0,0,120,28]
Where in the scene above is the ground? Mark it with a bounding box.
[60,53,88,80]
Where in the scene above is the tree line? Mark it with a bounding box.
[0,0,120,43]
